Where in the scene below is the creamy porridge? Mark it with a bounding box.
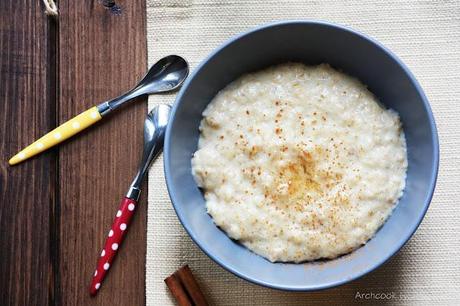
[191,63,407,262]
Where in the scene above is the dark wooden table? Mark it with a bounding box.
[1,1,147,305]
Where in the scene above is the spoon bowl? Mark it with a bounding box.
[102,55,189,114]
[136,55,189,94]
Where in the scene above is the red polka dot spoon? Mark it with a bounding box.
[89,104,171,296]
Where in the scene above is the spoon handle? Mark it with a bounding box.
[89,197,137,296]
[9,106,102,165]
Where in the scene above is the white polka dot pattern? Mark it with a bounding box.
[8,106,102,166]
[89,197,137,296]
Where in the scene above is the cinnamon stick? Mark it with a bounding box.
[165,273,192,306]
[165,265,208,306]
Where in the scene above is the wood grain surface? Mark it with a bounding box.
[0,1,55,305]
[1,1,147,305]
[57,1,147,305]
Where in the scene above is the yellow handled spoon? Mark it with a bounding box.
[9,55,188,166]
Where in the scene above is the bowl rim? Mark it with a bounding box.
[163,20,440,291]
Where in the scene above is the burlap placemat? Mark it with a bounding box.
[147,1,460,305]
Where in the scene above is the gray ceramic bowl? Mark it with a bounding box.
[164,21,439,291]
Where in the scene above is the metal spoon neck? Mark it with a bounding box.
[125,142,163,201]
[123,103,171,201]
[97,88,144,116]
[126,179,142,201]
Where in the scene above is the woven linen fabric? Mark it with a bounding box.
[146,1,460,305]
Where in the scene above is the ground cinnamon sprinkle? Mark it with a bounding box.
[191,63,407,262]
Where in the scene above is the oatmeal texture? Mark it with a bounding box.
[191,63,408,262]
